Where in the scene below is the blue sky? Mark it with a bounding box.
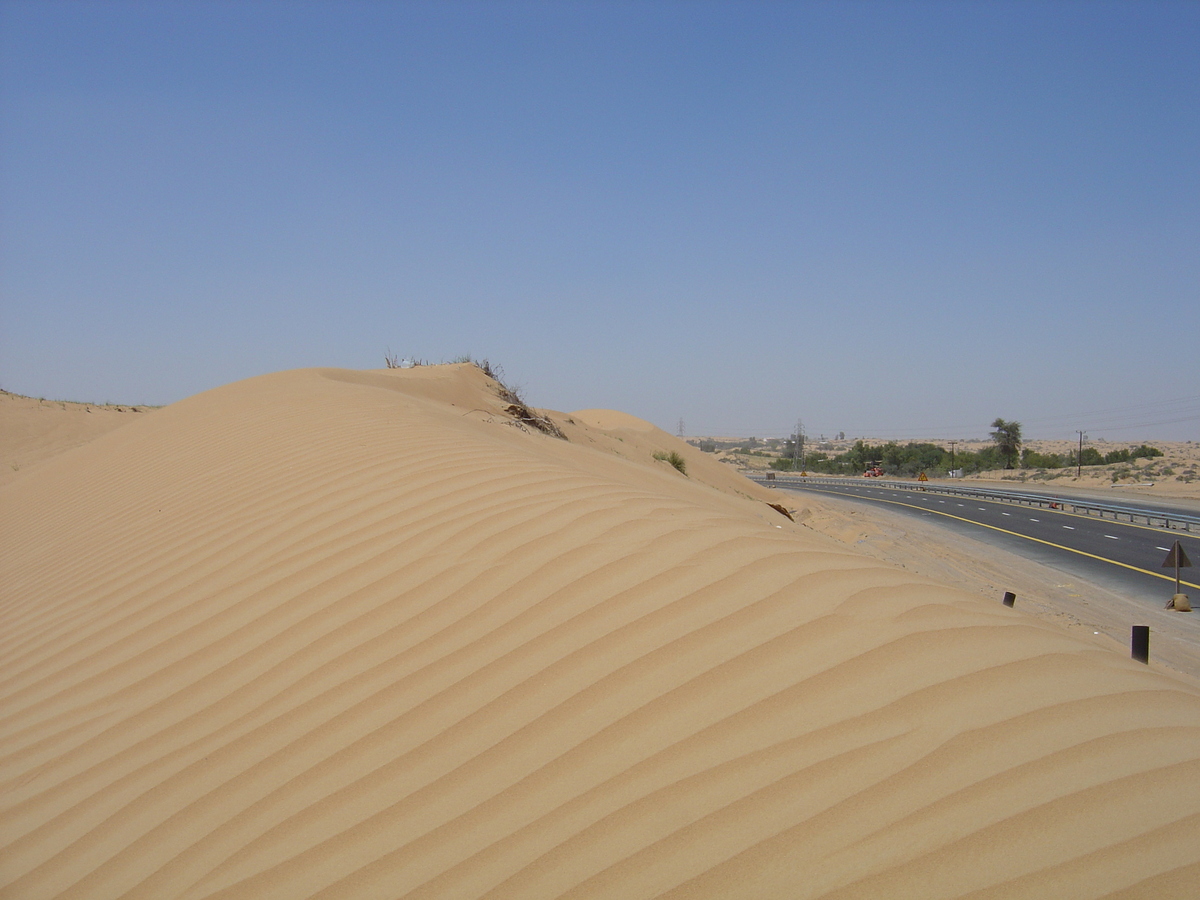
[2,1,1197,441]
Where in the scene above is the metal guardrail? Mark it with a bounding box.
[746,473,1200,534]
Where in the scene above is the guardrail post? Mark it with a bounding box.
[1132,626,1150,664]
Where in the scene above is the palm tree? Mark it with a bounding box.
[990,418,1022,469]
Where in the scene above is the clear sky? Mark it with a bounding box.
[2,1,1197,441]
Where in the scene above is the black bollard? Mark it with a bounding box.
[1132,626,1150,664]
[1002,591,1016,607]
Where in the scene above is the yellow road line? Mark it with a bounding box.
[813,479,1196,538]
[798,486,1200,591]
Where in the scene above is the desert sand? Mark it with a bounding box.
[783,488,1200,682]
[0,391,152,489]
[4,364,1200,899]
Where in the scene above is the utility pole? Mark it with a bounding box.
[792,419,804,471]
[948,440,957,475]
[1076,431,1086,479]
[677,418,686,439]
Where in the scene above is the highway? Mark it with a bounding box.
[764,479,1200,606]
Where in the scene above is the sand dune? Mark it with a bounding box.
[0,391,151,489]
[3,364,1200,899]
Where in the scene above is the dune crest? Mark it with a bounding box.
[570,409,659,432]
[3,365,1200,899]
[0,390,151,488]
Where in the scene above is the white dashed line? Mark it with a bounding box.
[1063,525,1075,530]
[1104,535,1120,540]
[1157,547,1171,552]
[1029,518,1040,522]
[1001,512,1011,516]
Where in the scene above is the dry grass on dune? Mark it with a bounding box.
[3,363,1200,899]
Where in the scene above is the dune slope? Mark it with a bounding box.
[3,364,1200,899]
[0,391,150,488]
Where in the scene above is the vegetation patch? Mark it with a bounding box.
[383,352,566,439]
[474,360,567,439]
[770,436,1164,478]
[654,450,688,475]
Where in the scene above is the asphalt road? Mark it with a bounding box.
[771,480,1200,607]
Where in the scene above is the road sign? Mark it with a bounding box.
[918,472,928,482]
[1162,541,1192,570]
[1162,540,1193,606]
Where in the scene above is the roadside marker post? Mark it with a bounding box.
[1132,626,1150,664]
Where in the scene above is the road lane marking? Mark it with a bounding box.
[1029,518,1040,522]
[774,483,1200,542]
[1063,525,1075,530]
[1104,535,1120,540]
[774,485,1200,590]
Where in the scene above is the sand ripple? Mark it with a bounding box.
[3,365,1200,899]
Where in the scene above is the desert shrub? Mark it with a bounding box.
[654,451,688,475]
[468,358,566,439]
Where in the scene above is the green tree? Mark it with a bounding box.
[990,418,1022,469]
[844,440,871,473]
[1022,448,1065,469]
